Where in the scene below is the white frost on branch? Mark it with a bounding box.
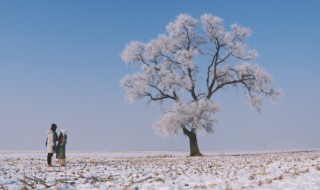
[166,14,198,39]
[120,73,150,103]
[120,13,281,136]
[246,49,259,60]
[235,63,282,111]
[201,13,225,42]
[230,24,251,38]
[121,41,145,65]
[224,24,251,58]
[153,100,219,136]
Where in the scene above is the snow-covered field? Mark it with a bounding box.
[1,150,320,190]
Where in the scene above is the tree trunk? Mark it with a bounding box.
[183,128,203,156]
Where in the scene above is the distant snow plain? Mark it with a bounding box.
[1,150,320,189]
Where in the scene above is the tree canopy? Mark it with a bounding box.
[121,13,281,155]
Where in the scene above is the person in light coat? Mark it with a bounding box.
[56,129,67,167]
[46,123,58,167]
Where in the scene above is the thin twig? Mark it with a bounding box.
[134,176,153,183]
[19,179,35,189]
[31,175,51,188]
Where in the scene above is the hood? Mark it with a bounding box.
[60,129,67,135]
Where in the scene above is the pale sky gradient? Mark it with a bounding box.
[1,0,319,151]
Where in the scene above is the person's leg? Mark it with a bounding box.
[47,153,50,165]
[58,159,65,166]
[47,153,53,166]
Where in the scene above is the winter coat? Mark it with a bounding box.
[46,130,58,153]
[56,134,67,159]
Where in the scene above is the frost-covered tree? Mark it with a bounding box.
[121,13,281,156]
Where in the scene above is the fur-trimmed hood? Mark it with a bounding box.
[60,129,67,135]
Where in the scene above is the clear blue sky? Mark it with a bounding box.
[1,0,319,151]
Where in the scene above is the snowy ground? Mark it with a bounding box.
[1,150,320,190]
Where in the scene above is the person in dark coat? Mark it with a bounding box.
[46,123,58,167]
[56,129,67,167]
